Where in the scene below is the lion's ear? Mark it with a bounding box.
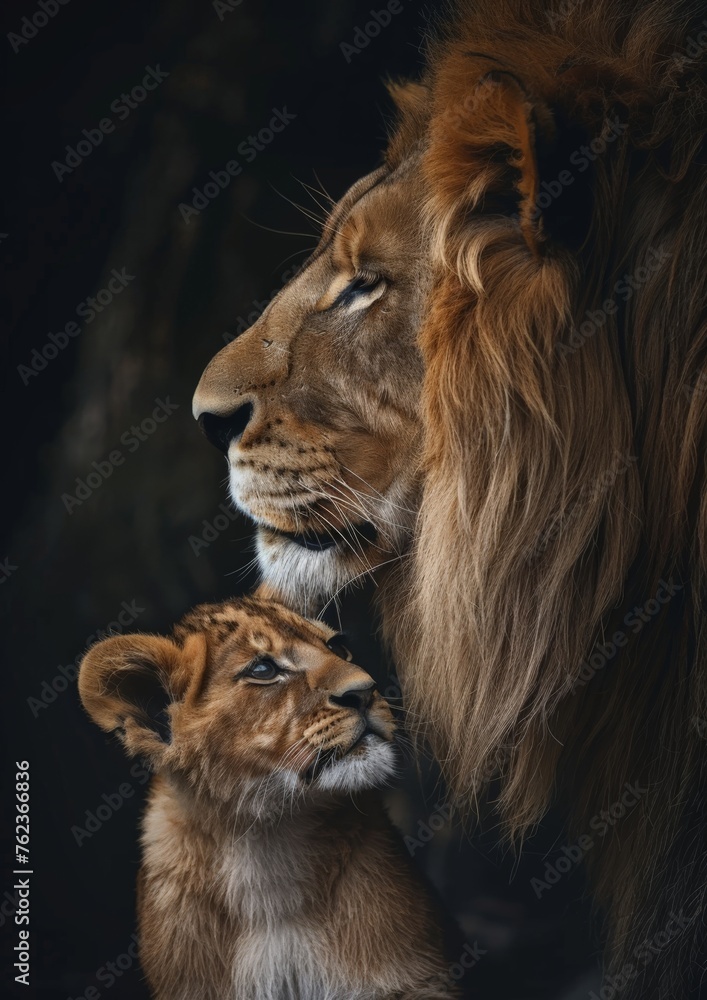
[426,60,555,257]
[78,632,207,765]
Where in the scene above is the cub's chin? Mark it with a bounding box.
[314,735,398,794]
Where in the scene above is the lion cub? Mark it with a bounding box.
[79,596,457,1000]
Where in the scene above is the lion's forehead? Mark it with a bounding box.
[294,160,427,294]
[333,164,427,268]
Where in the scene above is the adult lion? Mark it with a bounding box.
[193,1,707,995]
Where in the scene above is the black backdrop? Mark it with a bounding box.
[3,1,602,997]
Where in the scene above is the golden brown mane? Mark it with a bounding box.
[387,0,707,992]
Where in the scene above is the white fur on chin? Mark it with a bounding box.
[314,737,397,794]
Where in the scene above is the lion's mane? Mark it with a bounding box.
[387,2,707,994]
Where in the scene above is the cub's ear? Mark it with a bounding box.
[426,57,555,257]
[78,632,207,764]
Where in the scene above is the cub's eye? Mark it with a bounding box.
[326,635,353,662]
[334,272,386,311]
[242,658,281,682]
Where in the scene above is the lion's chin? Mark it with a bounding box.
[254,526,389,612]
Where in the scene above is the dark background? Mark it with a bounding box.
[2,0,602,996]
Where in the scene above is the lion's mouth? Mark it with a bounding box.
[277,520,378,552]
[280,528,338,551]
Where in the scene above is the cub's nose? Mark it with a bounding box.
[197,404,254,453]
[329,680,376,714]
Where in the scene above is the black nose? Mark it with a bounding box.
[198,404,254,453]
[330,683,375,713]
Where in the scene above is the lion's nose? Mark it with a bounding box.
[197,403,254,453]
[329,680,376,714]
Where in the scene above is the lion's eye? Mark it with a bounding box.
[326,635,353,662]
[242,658,281,682]
[334,272,386,311]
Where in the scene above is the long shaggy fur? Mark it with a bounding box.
[388,1,707,995]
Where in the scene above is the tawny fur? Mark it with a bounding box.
[193,2,707,996]
[79,598,456,1000]
[395,8,707,999]
[193,164,429,612]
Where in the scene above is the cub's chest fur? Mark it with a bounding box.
[221,815,367,999]
[232,924,335,1000]
[222,822,327,914]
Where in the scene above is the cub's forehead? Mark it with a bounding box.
[174,598,332,657]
